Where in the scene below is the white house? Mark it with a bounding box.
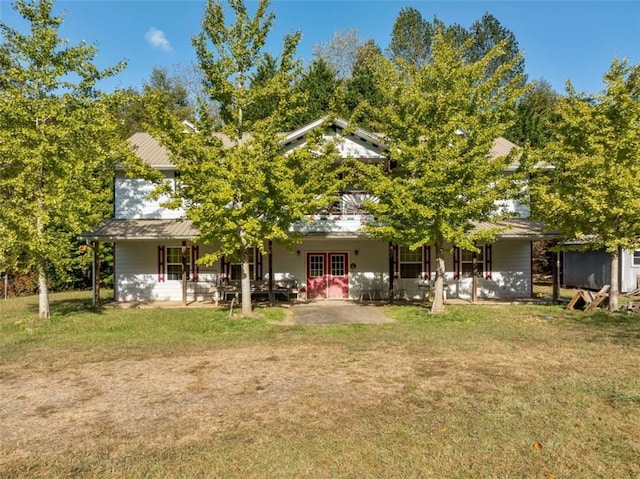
[81,118,555,304]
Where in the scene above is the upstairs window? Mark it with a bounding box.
[633,249,640,267]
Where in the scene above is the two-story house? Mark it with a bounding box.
[81,118,555,304]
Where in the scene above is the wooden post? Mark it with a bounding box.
[552,242,560,303]
[181,241,188,306]
[388,242,395,304]
[471,249,478,303]
[92,241,100,307]
[268,240,273,305]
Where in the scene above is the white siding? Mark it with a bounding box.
[115,241,219,302]
[115,238,532,302]
[115,171,184,219]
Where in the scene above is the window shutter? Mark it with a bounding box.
[191,245,199,281]
[157,246,165,283]
[453,247,461,280]
[393,244,399,279]
[221,256,228,282]
[255,247,263,280]
[485,244,493,280]
[423,245,431,280]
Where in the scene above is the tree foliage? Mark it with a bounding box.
[0,0,140,317]
[312,28,363,79]
[146,0,341,314]
[530,59,640,310]
[294,58,339,127]
[356,31,527,312]
[507,78,559,148]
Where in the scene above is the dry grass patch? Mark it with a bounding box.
[0,292,639,478]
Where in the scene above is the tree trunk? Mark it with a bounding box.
[38,260,50,319]
[241,247,252,315]
[431,238,446,313]
[609,248,619,312]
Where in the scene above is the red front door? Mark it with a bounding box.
[306,252,349,299]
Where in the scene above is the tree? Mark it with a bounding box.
[312,28,362,79]
[387,7,433,66]
[356,31,527,312]
[530,59,640,311]
[507,79,559,148]
[146,0,340,315]
[295,58,339,126]
[0,0,139,318]
[466,13,525,85]
[341,40,384,125]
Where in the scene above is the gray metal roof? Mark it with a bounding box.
[128,132,174,169]
[79,219,199,241]
[80,218,557,242]
[471,219,560,239]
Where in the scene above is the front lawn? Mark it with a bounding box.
[1,291,638,478]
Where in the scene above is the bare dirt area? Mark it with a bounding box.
[0,344,413,461]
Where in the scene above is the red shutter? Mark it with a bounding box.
[157,246,165,282]
[191,245,199,281]
[485,244,493,280]
[453,247,461,280]
[255,247,263,280]
[221,256,228,283]
[423,245,431,280]
[393,244,399,279]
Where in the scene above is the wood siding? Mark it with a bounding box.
[115,171,184,219]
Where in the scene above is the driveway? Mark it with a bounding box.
[291,300,394,325]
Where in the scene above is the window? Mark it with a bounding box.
[166,247,190,280]
[633,250,640,267]
[460,249,484,277]
[229,248,255,280]
[399,246,422,279]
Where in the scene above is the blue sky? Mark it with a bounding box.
[1,0,638,95]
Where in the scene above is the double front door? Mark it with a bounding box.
[306,252,349,299]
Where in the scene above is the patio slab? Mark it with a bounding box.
[291,300,394,325]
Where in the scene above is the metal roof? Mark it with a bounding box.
[79,219,199,241]
[471,219,560,239]
[128,132,174,169]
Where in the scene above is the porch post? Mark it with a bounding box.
[388,242,395,304]
[552,241,560,303]
[92,241,100,307]
[471,249,478,303]
[268,240,273,305]
[181,241,188,306]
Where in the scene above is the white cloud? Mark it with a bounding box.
[145,27,172,52]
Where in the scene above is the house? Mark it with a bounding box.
[80,118,556,304]
[562,248,640,293]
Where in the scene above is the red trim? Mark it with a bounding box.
[256,247,263,280]
[485,244,493,280]
[157,246,165,282]
[423,245,431,280]
[453,247,461,280]
[191,245,199,281]
[393,244,399,279]
[220,256,228,283]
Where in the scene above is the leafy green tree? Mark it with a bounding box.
[295,58,339,126]
[342,40,384,125]
[466,13,525,85]
[146,0,340,315]
[387,7,433,66]
[0,0,140,318]
[507,79,559,148]
[357,31,527,312]
[530,59,640,311]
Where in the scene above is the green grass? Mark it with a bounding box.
[1,291,639,478]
